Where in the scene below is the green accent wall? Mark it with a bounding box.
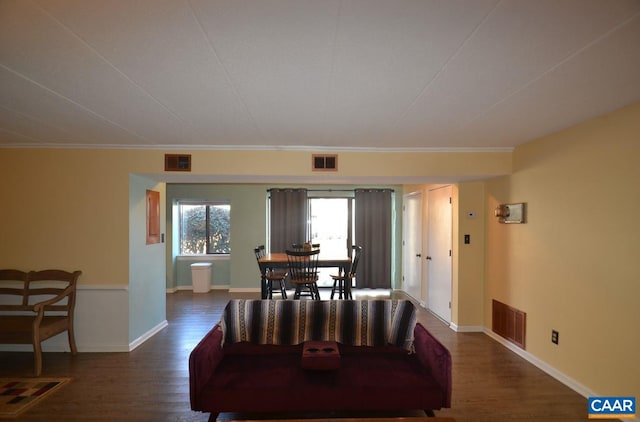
[166,183,402,291]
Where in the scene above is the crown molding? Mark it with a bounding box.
[0,143,514,153]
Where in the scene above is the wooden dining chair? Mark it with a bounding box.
[330,245,362,299]
[254,245,288,299]
[286,248,321,300]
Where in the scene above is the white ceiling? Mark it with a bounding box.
[1,0,639,152]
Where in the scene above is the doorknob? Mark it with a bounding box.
[426,256,432,260]
[416,254,421,257]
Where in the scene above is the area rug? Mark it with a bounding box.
[0,378,71,418]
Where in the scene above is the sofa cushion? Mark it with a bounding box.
[221,299,417,351]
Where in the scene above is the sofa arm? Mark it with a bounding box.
[414,323,452,408]
[189,324,224,410]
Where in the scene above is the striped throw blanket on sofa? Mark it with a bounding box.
[221,299,417,351]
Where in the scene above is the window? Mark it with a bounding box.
[308,196,354,287]
[308,197,353,257]
[178,202,230,255]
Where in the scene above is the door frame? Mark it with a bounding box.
[402,191,424,304]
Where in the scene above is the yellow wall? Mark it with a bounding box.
[0,149,136,284]
[402,182,485,329]
[0,148,510,287]
[1,103,637,399]
[485,103,640,398]
[455,181,485,328]
[185,149,512,180]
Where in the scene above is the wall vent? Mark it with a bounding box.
[164,154,191,172]
[312,154,338,171]
[492,299,526,349]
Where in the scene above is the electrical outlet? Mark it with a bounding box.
[552,330,559,345]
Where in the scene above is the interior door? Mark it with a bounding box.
[426,185,452,323]
[402,192,423,303]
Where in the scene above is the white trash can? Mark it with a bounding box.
[191,263,212,293]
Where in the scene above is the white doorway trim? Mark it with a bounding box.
[402,191,423,305]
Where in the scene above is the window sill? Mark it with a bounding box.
[176,255,229,261]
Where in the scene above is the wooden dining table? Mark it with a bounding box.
[258,252,352,299]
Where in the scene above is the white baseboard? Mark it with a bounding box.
[450,322,483,332]
[483,328,595,398]
[167,285,229,293]
[129,320,168,351]
[484,329,640,422]
[166,285,256,293]
[229,287,261,293]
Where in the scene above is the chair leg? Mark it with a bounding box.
[33,340,42,376]
[279,280,288,299]
[331,279,347,299]
[266,280,274,299]
[68,323,78,355]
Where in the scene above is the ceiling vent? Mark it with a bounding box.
[164,154,191,172]
[312,154,338,171]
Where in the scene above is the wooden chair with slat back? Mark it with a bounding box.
[254,245,288,299]
[286,248,321,300]
[0,269,81,375]
[330,245,362,299]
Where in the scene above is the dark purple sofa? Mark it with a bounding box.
[189,299,451,419]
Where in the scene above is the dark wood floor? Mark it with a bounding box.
[0,290,588,421]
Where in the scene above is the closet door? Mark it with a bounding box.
[426,185,452,323]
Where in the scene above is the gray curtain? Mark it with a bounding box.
[355,189,392,288]
[269,189,308,253]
